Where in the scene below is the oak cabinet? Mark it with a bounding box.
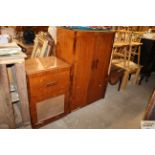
[56,27,115,111]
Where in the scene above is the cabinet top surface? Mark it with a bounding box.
[57,27,115,33]
[25,56,70,75]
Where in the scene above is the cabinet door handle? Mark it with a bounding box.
[46,81,58,87]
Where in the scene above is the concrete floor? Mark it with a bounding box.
[40,73,155,129]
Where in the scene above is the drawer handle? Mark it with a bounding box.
[46,81,58,87]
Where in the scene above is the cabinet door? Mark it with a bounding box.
[71,32,95,110]
[87,33,114,104]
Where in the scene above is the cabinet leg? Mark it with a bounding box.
[15,62,31,126]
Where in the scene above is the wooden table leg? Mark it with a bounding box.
[0,64,16,128]
[15,62,31,126]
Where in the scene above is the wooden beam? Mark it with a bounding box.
[15,62,31,126]
[0,64,16,128]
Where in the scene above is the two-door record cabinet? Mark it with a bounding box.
[56,27,115,110]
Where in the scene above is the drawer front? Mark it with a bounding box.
[28,70,70,102]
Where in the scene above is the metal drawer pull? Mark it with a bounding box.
[46,81,58,87]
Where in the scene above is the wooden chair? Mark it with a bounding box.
[31,32,54,58]
[112,30,132,65]
[127,31,144,80]
[131,31,144,43]
[109,30,131,90]
[111,31,143,91]
[114,30,132,44]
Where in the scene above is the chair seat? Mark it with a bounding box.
[112,60,141,72]
[112,59,124,64]
[113,42,129,47]
[130,42,142,46]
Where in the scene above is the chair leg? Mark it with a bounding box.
[118,78,122,91]
[128,73,132,80]
[133,68,141,84]
[120,71,129,91]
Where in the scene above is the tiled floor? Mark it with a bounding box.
[40,73,155,129]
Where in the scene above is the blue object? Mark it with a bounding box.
[64,26,112,31]
[68,26,93,30]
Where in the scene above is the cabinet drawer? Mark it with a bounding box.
[29,70,70,102]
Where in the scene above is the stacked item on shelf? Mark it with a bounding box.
[0,42,21,56]
[31,31,55,58]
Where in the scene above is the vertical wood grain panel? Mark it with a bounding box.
[0,64,16,128]
[87,33,115,103]
[71,32,95,109]
[15,62,30,126]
